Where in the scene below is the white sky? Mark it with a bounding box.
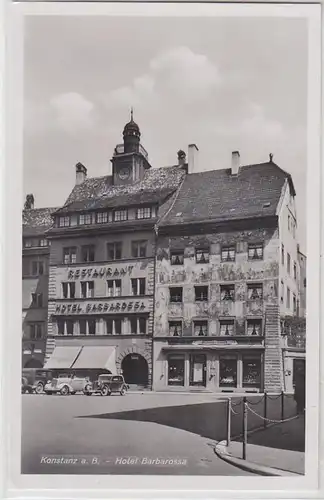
[23,15,307,250]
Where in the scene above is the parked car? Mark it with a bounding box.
[44,375,90,395]
[84,374,128,396]
[22,368,53,394]
[21,376,33,394]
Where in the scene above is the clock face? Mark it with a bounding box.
[118,166,131,180]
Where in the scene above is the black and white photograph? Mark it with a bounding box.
[2,0,322,495]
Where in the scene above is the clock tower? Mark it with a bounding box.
[111,111,152,186]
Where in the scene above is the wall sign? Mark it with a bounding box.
[54,300,147,315]
[67,265,134,281]
[192,340,238,346]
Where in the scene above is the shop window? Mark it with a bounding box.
[63,247,76,265]
[59,216,70,227]
[81,245,95,262]
[136,207,152,219]
[97,212,109,223]
[193,320,208,336]
[287,253,291,274]
[195,248,210,264]
[281,244,285,265]
[131,278,146,296]
[247,283,263,300]
[169,287,183,303]
[170,250,184,266]
[220,284,235,301]
[80,281,94,299]
[31,293,43,307]
[189,354,206,386]
[106,319,122,335]
[29,323,42,340]
[246,319,262,336]
[31,260,45,276]
[195,286,208,302]
[79,213,92,225]
[114,209,128,221]
[219,356,237,387]
[62,282,75,299]
[131,240,147,258]
[107,279,121,297]
[219,320,235,336]
[169,321,182,337]
[242,356,261,388]
[168,355,185,386]
[221,245,236,262]
[107,242,122,260]
[248,243,263,260]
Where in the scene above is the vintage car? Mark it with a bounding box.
[84,374,128,396]
[44,375,90,395]
[21,376,33,394]
[22,368,54,394]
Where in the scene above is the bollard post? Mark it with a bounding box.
[226,398,231,447]
[243,397,247,460]
[264,392,268,429]
[281,390,285,421]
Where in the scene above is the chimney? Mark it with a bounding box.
[177,150,186,166]
[24,194,34,210]
[231,151,240,175]
[188,144,199,174]
[75,162,87,185]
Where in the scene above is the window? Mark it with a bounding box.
[247,283,263,300]
[219,320,235,336]
[170,250,184,265]
[130,317,147,335]
[78,319,96,335]
[79,213,92,225]
[193,320,208,337]
[39,239,48,247]
[88,319,96,335]
[170,287,183,303]
[131,278,146,296]
[293,294,297,314]
[107,242,122,260]
[114,209,128,221]
[97,212,108,224]
[66,320,74,336]
[131,240,147,258]
[287,253,291,274]
[63,247,76,265]
[107,279,121,297]
[189,354,206,386]
[136,207,152,219]
[242,356,261,388]
[281,280,284,303]
[59,216,70,227]
[281,244,285,265]
[31,260,44,276]
[24,239,32,248]
[169,321,182,337]
[62,282,75,299]
[195,248,210,264]
[247,319,262,336]
[168,355,185,386]
[220,284,235,301]
[57,319,65,336]
[106,319,122,335]
[31,293,43,307]
[195,286,208,302]
[219,355,237,387]
[221,245,236,262]
[57,319,74,336]
[248,243,263,260]
[81,245,95,262]
[80,281,94,298]
[304,278,306,288]
[294,262,297,280]
[29,323,42,340]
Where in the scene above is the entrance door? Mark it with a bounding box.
[121,354,149,386]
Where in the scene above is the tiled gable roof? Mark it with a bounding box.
[55,166,186,214]
[159,162,292,227]
[22,207,58,236]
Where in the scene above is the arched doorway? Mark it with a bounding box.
[121,354,148,386]
[24,358,43,368]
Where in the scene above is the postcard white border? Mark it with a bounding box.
[2,1,322,498]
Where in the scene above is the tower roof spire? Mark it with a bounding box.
[130,107,134,121]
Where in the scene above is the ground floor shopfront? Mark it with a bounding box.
[153,340,265,392]
[283,348,305,393]
[44,335,152,388]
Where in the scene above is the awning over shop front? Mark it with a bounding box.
[71,346,117,372]
[44,346,81,370]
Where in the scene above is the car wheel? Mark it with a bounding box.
[35,383,44,394]
[60,385,70,396]
[120,388,126,396]
[101,386,109,396]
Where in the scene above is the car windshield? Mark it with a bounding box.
[99,375,112,382]
[112,376,122,382]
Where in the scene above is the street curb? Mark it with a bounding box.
[214,440,300,477]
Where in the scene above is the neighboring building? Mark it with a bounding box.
[43,115,185,388]
[297,248,307,317]
[153,150,304,393]
[22,195,57,368]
